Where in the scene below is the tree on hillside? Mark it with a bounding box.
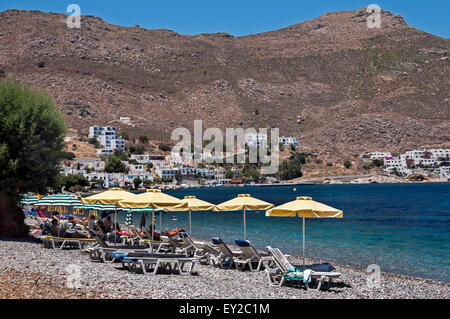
[0,80,66,237]
[53,174,89,192]
[344,160,352,169]
[105,155,127,173]
[277,153,306,181]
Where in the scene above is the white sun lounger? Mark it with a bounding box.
[86,229,152,263]
[234,240,275,271]
[178,232,220,263]
[122,255,200,276]
[264,246,341,290]
[209,238,242,268]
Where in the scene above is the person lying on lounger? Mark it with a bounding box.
[50,219,66,237]
[63,217,88,238]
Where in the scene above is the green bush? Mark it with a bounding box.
[88,137,101,148]
[118,132,129,140]
[127,144,145,155]
[158,143,171,152]
[371,159,383,167]
[138,134,149,143]
[344,160,352,169]
[60,151,76,160]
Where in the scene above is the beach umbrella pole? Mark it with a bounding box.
[243,207,247,240]
[189,208,192,235]
[302,213,305,266]
[152,207,155,243]
[115,206,117,247]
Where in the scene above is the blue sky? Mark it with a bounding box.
[1,1,448,38]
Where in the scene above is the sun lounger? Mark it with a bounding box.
[122,254,200,276]
[264,246,341,290]
[86,229,152,262]
[233,240,274,271]
[177,232,220,263]
[40,235,96,250]
[128,225,163,249]
[155,234,188,254]
[209,238,242,269]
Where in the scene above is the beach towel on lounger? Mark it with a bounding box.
[284,267,304,281]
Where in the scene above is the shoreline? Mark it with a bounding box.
[0,238,448,299]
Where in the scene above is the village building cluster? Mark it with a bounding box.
[363,149,450,178]
[61,126,302,189]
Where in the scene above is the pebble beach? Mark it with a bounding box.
[0,239,448,299]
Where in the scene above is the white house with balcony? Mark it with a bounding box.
[155,168,180,180]
[77,157,105,171]
[278,136,300,148]
[429,149,450,162]
[384,156,410,175]
[89,126,125,152]
[369,152,392,160]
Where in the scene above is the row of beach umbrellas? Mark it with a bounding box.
[22,188,343,264]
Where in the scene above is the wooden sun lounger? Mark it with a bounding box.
[122,254,200,276]
[264,246,341,290]
[233,240,274,271]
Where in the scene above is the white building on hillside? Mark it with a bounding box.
[77,158,105,171]
[370,152,392,160]
[384,157,410,175]
[97,149,114,156]
[429,149,450,161]
[89,126,125,151]
[155,168,179,180]
[278,136,300,148]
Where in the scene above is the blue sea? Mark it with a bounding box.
[114,183,450,283]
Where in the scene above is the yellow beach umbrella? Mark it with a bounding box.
[214,194,274,240]
[266,196,343,265]
[82,188,137,245]
[178,196,215,235]
[118,189,188,241]
[82,188,137,205]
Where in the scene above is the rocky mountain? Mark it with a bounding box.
[0,7,449,163]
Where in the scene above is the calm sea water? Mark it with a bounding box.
[112,183,449,283]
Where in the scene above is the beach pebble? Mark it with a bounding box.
[0,239,448,299]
